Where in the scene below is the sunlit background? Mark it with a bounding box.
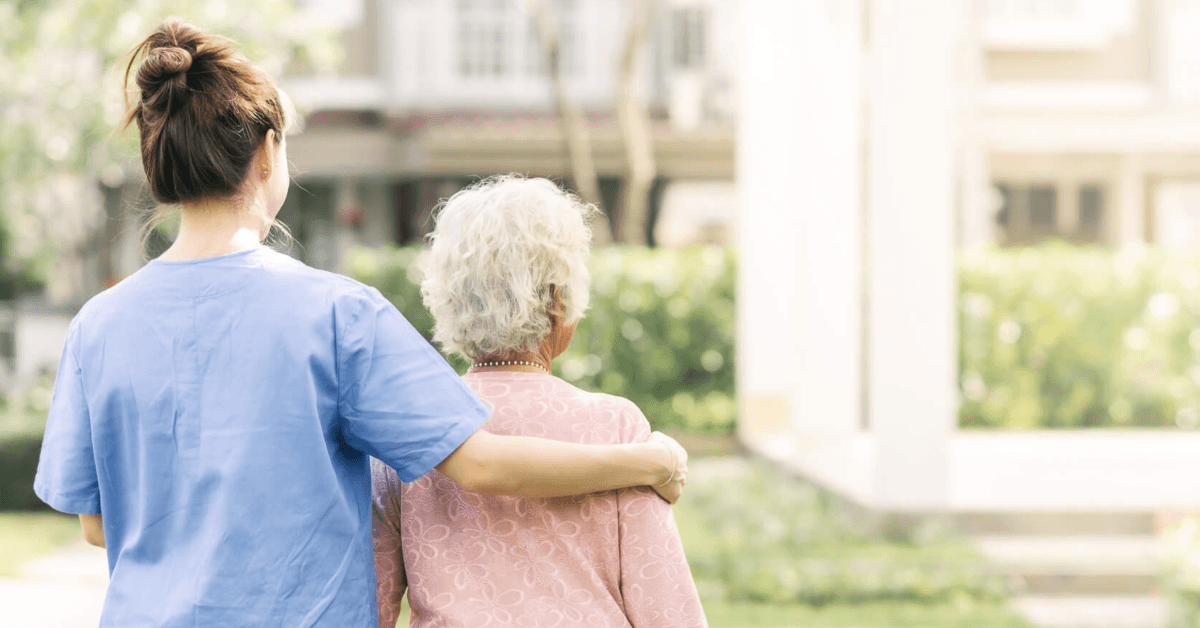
[3,0,1200,627]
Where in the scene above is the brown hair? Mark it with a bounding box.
[122,20,291,252]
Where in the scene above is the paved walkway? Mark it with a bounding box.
[0,541,108,627]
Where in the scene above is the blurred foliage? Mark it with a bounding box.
[0,0,339,291]
[0,512,80,576]
[349,245,737,434]
[699,601,1032,628]
[1164,515,1200,626]
[960,243,1200,429]
[675,459,1009,607]
[0,375,54,510]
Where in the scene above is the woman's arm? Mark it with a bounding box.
[435,430,688,503]
[371,460,407,628]
[80,514,105,548]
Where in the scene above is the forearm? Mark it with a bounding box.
[79,514,104,548]
[436,430,672,499]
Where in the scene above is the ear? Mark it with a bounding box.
[259,130,278,179]
[548,285,565,329]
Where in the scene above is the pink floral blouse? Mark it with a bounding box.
[371,371,707,628]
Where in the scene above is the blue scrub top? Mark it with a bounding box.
[34,247,491,627]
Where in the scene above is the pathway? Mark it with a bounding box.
[0,541,107,627]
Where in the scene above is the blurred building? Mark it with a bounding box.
[276,0,737,268]
[738,3,1199,624]
[20,0,737,392]
[975,0,1200,249]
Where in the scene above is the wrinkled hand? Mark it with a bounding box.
[648,431,688,504]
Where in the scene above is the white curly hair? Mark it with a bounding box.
[421,175,598,360]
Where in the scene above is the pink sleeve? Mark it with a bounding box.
[614,402,708,628]
[371,459,407,628]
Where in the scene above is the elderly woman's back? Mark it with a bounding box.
[373,371,705,627]
[371,175,706,628]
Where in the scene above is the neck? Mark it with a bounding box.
[472,350,552,374]
[159,196,267,261]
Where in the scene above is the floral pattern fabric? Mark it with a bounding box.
[372,371,707,628]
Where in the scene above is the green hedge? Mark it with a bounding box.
[0,433,45,510]
[0,382,52,511]
[348,245,738,434]
[678,459,1008,607]
[358,242,1200,431]
[960,243,1200,429]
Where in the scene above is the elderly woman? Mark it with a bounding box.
[371,176,707,627]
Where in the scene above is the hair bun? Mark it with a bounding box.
[137,47,192,99]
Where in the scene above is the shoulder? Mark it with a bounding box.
[248,251,398,325]
[556,382,651,443]
[68,266,153,342]
[74,264,151,322]
[256,250,380,301]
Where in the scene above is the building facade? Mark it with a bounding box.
[737,0,1200,513]
[974,0,1200,249]
[275,0,737,270]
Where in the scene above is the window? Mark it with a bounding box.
[994,184,1013,226]
[524,0,579,76]
[1028,185,1057,226]
[993,180,1107,245]
[458,0,512,77]
[672,7,706,70]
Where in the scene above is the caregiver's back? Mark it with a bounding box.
[33,20,494,627]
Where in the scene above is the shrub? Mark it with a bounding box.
[0,432,45,511]
[960,243,1200,429]
[356,242,1200,431]
[677,459,1009,607]
[0,381,52,511]
[349,245,737,434]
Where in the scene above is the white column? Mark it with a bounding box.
[1116,154,1146,246]
[736,0,804,436]
[961,148,993,249]
[792,0,862,434]
[958,8,993,251]
[737,0,863,438]
[867,0,962,512]
[1057,178,1081,235]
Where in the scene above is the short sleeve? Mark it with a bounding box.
[34,322,101,515]
[336,286,491,481]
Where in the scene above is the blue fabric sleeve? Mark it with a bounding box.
[34,322,101,515]
[336,286,492,482]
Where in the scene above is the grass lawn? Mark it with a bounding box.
[703,601,1032,627]
[0,511,81,577]
[389,597,1030,628]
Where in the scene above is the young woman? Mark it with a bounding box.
[33,20,686,628]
